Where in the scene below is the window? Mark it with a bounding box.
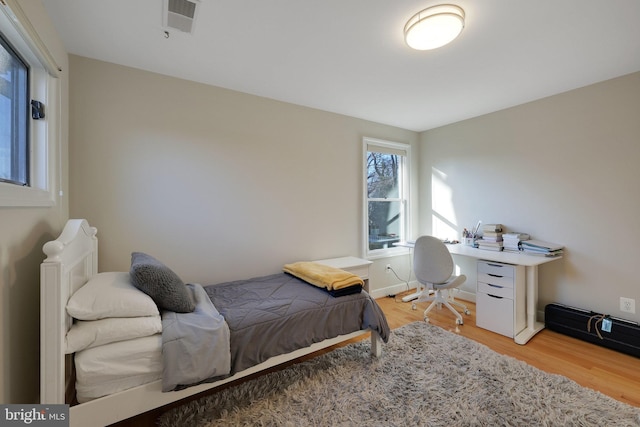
[0,33,29,186]
[363,137,410,258]
[0,2,61,206]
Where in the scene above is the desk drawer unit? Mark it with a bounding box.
[476,261,525,338]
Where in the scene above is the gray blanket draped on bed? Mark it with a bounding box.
[161,284,231,392]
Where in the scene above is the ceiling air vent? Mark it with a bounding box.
[163,0,200,34]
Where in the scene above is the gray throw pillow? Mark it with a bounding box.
[130,252,195,313]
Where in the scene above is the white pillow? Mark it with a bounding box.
[65,315,162,354]
[66,272,159,320]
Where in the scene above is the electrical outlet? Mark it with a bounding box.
[620,297,636,314]
[385,264,391,273]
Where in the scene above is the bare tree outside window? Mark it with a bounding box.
[367,151,403,251]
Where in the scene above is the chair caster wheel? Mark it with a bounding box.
[456,318,463,325]
[411,303,417,310]
[464,309,471,315]
[424,317,430,323]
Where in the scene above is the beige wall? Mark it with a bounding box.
[68,55,640,324]
[68,55,418,291]
[0,1,69,403]
[419,71,640,321]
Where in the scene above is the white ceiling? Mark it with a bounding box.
[41,0,640,132]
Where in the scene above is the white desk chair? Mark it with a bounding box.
[412,236,470,325]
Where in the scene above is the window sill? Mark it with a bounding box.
[0,183,55,207]
[366,246,410,260]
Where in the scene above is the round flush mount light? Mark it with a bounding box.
[404,4,465,50]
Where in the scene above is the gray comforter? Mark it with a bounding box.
[205,273,390,374]
[162,273,390,390]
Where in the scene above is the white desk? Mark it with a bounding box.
[396,241,562,345]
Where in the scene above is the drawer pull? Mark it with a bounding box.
[487,294,503,299]
[487,284,504,289]
[488,273,504,278]
[487,263,503,268]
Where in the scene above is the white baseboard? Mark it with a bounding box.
[369,281,417,299]
[370,281,476,304]
[456,289,476,303]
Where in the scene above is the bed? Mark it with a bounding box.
[40,219,389,427]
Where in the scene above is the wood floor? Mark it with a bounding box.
[111,293,640,426]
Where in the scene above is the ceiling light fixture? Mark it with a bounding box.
[404,4,465,51]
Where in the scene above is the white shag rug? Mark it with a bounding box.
[159,322,640,426]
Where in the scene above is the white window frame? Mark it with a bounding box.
[363,137,411,259]
[0,1,60,207]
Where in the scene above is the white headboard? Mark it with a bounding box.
[40,219,98,404]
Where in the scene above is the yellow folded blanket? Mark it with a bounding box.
[283,262,364,291]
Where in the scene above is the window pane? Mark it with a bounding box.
[368,200,401,250]
[367,152,399,199]
[364,138,410,256]
[0,34,29,186]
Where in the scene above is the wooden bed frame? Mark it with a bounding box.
[40,219,383,427]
